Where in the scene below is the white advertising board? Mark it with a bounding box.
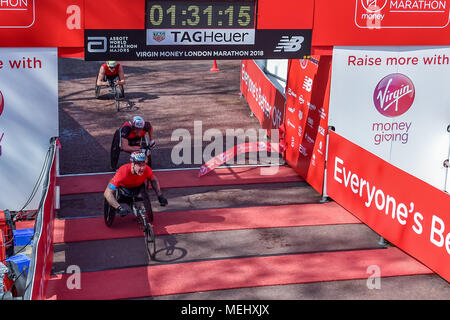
[0,48,58,210]
[329,46,450,191]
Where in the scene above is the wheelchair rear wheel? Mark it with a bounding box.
[110,129,121,170]
[104,189,119,227]
[95,84,101,99]
[103,198,116,227]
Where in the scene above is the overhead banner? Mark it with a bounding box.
[327,131,450,282]
[328,46,450,192]
[354,0,450,29]
[0,48,58,211]
[284,56,332,194]
[312,0,450,46]
[0,0,84,47]
[84,28,311,60]
[84,0,310,60]
[240,60,286,131]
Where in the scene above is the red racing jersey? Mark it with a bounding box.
[102,62,120,76]
[108,163,154,190]
[120,121,152,140]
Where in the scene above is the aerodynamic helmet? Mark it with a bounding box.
[130,151,146,163]
[106,60,117,68]
[132,116,145,129]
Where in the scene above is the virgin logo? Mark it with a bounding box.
[361,0,388,12]
[300,59,308,70]
[0,90,4,116]
[373,73,415,117]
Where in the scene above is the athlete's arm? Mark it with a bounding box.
[104,185,121,209]
[97,66,108,86]
[116,65,126,86]
[149,175,168,206]
[143,122,154,146]
[148,176,161,197]
[121,137,141,153]
[148,125,154,141]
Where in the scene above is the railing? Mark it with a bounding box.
[23,137,58,300]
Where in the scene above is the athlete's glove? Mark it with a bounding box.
[117,205,130,217]
[140,148,151,157]
[158,195,168,206]
[148,139,156,149]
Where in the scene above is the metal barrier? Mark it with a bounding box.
[23,137,58,300]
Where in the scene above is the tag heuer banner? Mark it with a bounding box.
[84,29,311,60]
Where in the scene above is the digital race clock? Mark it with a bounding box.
[146,1,256,29]
[85,0,311,60]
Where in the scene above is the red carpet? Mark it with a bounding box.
[45,247,432,300]
[52,202,361,243]
[57,166,303,195]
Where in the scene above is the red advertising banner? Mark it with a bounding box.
[355,0,450,28]
[327,131,450,282]
[257,0,314,29]
[85,0,144,29]
[240,60,286,132]
[313,0,450,46]
[0,0,84,48]
[0,0,313,48]
[1,0,449,49]
[0,0,35,28]
[284,56,332,194]
[29,148,57,300]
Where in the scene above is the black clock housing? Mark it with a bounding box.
[146,1,257,29]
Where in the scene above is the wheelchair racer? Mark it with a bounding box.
[104,151,168,223]
[110,115,155,170]
[96,60,126,98]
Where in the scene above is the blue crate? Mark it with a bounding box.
[13,228,34,246]
[6,254,30,277]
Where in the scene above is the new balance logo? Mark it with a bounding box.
[274,36,304,53]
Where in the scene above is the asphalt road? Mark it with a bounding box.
[55,58,450,301]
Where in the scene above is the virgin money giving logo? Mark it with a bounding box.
[361,0,388,12]
[373,73,415,117]
[355,0,450,28]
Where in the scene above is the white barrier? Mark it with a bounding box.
[0,48,58,211]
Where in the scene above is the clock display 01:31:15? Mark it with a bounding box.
[147,1,256,29]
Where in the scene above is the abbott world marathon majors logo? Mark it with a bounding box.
[372,73,415,146]
[355,0,450,28]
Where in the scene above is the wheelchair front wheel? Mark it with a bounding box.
[145,223,156,261]
[113,85,121,111]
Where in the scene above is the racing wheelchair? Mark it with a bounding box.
[110,132,154,171]
[103,185,156,261]
[95,76,125,112]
